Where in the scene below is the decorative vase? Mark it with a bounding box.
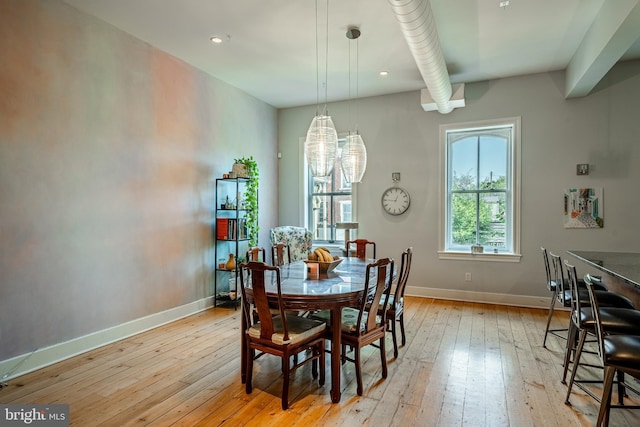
[225,254,236,271]
[232,163,247,178]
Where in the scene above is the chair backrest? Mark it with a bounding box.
[541,246,553,290]
[269,226,313,262]
[271,243,291,266]
[565,260,584,329]
[393,247,413,301]
[584,277,606,365]
[355,258,394,334]
[347,239,376,259]
[549,252,566,305]
[246,247,266,262]
[239,261,288,341]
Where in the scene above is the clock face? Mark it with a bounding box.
[381,187,411,215]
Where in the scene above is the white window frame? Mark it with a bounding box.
[438,117,522,262]
[299,135,358,245]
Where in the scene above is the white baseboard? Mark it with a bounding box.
[405,285,565,310]
[0,297,214,382]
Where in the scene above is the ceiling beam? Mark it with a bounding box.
[565,0,640,98]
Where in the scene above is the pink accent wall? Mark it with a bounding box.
[0,0,277,361]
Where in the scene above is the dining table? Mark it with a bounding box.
[239,256,389,404]
[567,250,640,308]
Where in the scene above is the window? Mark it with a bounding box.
[306,137,354,243]
[440,117,521,261]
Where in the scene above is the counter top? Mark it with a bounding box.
[567,250,640,288]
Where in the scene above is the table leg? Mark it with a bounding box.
[330,307,342,403]
[241,306,247,384]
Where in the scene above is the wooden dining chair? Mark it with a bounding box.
[381,247,412,358]
[239,261,326,410]
[271,243,291,266]
[346,239,376,259]
[246,247,266,262]
[311,257,394,396]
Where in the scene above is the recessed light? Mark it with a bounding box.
[210,36,223,44]
[379,71,389,76]
[499,1,509,8]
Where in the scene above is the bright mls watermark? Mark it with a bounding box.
[1,404,69,426]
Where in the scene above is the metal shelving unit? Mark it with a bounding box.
[213,178,250,308]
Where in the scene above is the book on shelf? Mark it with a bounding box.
[216,218,229,240]
[216,218,247,240]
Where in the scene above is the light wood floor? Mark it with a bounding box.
[2,297,640,426]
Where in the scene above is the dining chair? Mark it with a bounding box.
[346,239,376,260]
[311,257,394,396]
[271,242,291,266]
[561,260,638,392]
[246,247,266,262]
[582,279,640,426]
[239,261,326,410]
[381,247,413,358]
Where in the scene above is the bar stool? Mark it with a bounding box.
[583,279,640,426]
[545,251,608,349]
[563,261,640,406]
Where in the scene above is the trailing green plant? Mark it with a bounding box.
[234,156,259,246]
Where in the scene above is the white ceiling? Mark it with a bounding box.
[64,0,640,109]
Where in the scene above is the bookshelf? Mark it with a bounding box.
[213,178,251,307]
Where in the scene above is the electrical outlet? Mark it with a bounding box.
[465,272,472,282]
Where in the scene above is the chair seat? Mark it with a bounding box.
[605,335,640,369]
[311,308,378,333]
[578,307,640,334]
[562,289,635,309]
[249,314,326,345]
[379,294,403,313]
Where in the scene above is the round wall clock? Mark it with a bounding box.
[381,186,411,215]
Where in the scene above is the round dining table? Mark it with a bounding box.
[240,257,383,403]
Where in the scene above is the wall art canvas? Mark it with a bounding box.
[564,187,603,228]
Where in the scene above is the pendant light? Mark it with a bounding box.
[305,0,338,178]
[341,27,367,183]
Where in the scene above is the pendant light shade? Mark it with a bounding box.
[342,27,367,183]
[305,114,338,177]
[341,132,367,183]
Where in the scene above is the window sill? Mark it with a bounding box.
[437,251,522,263]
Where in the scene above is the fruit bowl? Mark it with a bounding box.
[304,257,343,273]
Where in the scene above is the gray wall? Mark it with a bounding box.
[278,63,640,304]
[0,0,278,363]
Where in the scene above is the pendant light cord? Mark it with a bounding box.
[313,0,331,116]
[323,0,329,115]
[314,0,320,116]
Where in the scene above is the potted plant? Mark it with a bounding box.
[234,157,259,246]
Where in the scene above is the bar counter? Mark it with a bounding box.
[567,250,640,307]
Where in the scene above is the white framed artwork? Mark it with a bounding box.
[564,188,603,228]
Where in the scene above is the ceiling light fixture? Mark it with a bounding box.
[210,36,223,44]
[379,70,389,76]
[305,0,338,178]
[341,27,367,183]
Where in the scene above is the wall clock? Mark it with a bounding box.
[381,186,411,215]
